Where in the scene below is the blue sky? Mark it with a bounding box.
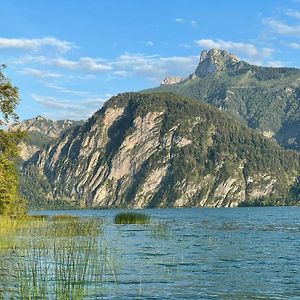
[1,0,300,121]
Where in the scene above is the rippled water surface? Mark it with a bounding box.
[4,207,300,299]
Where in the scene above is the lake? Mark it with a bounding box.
[1,207,300,299]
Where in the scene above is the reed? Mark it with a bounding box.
[51,214,80,221]
[17,237,101,299]
[0,217,118,299]
[114,212,151,224]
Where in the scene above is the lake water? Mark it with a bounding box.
[2,207,300,299]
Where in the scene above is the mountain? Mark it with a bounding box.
[148,49,300,151]
[9,116,83,160]
[22,92,300,208]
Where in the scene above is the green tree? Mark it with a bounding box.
[0,65,27,216]
[0,64,19,125]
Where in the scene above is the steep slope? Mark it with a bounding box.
[9,116,83,160]
[23,92,300,208]
[148,49,300,151]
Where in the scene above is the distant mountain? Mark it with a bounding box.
[22,92,300,208]
[9,116,83,160]
[147,49,300,151]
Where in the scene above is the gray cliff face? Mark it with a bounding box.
[160,76,185,85]
[195,49,242,77]
[24,93,298,208]
[9,116,82,160]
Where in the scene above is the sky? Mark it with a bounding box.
[1,0,300,121]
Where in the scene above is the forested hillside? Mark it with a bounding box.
[23,92,300,208]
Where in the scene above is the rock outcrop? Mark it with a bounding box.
[195,49,243,76]
[160,76,185,85]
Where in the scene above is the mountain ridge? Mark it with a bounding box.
[9,116,83,160]
[145,48,300,151]
[22,92,300,208]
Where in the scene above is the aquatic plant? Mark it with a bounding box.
[0,217,118,299]
[51,214,80,221]
[17,237,102,299]
[49,218,101,237]
[114,212,150,224]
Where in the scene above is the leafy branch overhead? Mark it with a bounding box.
[0,64,19,125]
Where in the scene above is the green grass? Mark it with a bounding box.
[114,212,150,224]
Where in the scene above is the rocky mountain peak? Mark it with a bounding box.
[35,115,47,121]
[199,49,240,62]
[160,76,185,85]
[195,48,242,77]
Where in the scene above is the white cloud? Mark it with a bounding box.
[11,50,200,81]
[0,37,76,52]
[27,53,198,80]
[175,18,185,24]
[43,57,112,72]
[111,53,199,81]
[286,9,300,19]
[43,83,91,96]
[113,70,128,77]
[288,42,300,49]
[44,83,112,99]
[191,20,198,28]
[260,12,300,57]
[31,94,80,110]
[19,67,63,78]
[263,18,300,36]
[12,50,200,83]
[179,43,192,49]
[82,74,97,80]
[31,93,108,120]
[175,18,198,28]
[195,38,273,60]
[145,41,154,46]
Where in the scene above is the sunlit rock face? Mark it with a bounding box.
[160,76,185,85]
[195,49,241,76]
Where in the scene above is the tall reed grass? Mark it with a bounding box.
[0,216,118,299]
[114,212,150,224]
